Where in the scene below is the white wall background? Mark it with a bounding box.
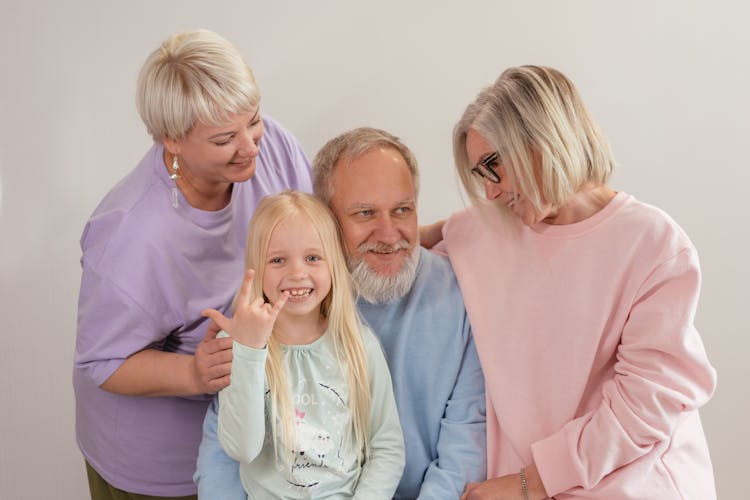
[1,1,747,498]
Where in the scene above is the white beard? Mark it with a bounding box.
[349,246,419,304]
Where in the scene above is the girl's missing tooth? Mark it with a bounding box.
[202,190,404,498]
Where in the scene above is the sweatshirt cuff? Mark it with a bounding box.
[218,330,267,361]
[531,428,580,496]
[231,340,267,362]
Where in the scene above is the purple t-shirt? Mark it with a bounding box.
[73,115,312,496]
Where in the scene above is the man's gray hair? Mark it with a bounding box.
[312,127,419,204]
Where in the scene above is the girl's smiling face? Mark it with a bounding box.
[262,213,332,326]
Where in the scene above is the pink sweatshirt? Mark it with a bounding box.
[442,192,716,499]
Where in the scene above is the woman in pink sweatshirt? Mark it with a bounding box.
[443,66,717,499]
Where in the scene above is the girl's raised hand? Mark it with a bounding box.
[201,269,289,349]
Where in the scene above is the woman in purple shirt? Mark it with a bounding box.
[73,29,312,499]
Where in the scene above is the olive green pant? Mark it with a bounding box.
[85,462,197,500]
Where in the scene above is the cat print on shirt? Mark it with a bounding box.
[283,379,350,490]
[293,409,334,463]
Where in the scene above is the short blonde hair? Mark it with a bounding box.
[136,29,260,142]
[312,127,420,204]
[454,65,615,210]
[242,190,371,466]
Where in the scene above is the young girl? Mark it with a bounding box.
[202,191,405,499]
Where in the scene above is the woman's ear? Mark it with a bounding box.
[163,137,181,156]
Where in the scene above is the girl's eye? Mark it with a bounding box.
[269,257,283,264]
[306,255,322,262]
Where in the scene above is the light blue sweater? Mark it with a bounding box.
[195,248,486,499]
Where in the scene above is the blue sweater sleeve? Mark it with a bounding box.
[194,397,246,500]
[418,322,487,499]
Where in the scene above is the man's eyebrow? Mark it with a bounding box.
[345,203,374,211]
[344,198,416,211]
[396,198,417,205]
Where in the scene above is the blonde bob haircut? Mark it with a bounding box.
[454,65,616,211]
[242,190,371,465]
[312,127,420,204]
[136,29,260,142]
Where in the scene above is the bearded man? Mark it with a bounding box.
[195,128,486,499]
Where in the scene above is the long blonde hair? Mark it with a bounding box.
[454,65,616,211]
[241,190,371,465]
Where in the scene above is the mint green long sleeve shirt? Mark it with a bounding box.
[218,326,404,499]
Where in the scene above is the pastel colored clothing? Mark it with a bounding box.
[441,192,717,499]
[74,116,312,497]
[195,248,486,499]
[218,327,405,499]
[357,249,486,498]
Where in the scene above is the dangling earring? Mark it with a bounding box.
[170,154,181,180]
[170,154,181,208]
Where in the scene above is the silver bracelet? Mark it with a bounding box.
[520,467,530,500]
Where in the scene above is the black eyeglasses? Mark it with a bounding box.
[470,152,501,184]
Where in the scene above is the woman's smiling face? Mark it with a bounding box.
[165,108,264,189]
[465,128,555,226]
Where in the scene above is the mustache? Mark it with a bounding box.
[357,240,412,254]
